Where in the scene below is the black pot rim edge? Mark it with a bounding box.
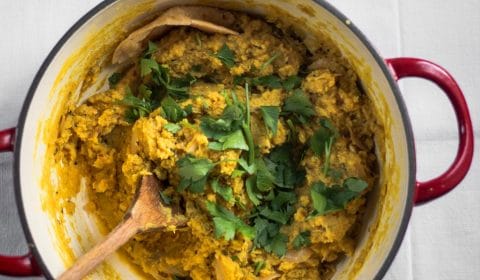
[13,1,416,279]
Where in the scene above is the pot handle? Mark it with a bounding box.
[386,58,474,204]
[0,128,42,276]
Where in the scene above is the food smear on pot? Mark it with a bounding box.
[54,6,382,280]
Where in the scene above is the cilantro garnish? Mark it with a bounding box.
[205,201,255,240]
[282,75,302,91]
[260,106,280,136]
[310,178,368,215]
[161,96,191,123]
[108,72,123,88]
[208,130,249,151]
[211,179,234,203]
[118,87,156,123]
[144,41,158,57]
[164,123,181,134]
[252,75,283,89]
[282,89,315,123]
[177,155,215,193]
[213,43,236,68]
[310,118,338,174]
[292,231,311,250]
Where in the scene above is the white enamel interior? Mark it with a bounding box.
[18,0,412,279]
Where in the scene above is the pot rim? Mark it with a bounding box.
[13,1,416,279]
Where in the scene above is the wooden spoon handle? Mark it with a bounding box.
[57,217,140,280]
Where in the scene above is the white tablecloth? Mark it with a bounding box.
[0,1,478,279]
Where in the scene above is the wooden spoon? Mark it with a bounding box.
[112,6,239,64]
[57,175,186,280]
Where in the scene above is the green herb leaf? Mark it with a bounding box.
[260,106,280,136]
[252,75,282,88]
[310,178,368,215]
[211,179,234,203]
[310,118,337,174]
[255,158,275,192]
[246,176,261,206]
[282,75,302,91]
[177,156,215,193]
[282,89,315,123]
[213,43,236,68]
[237,158,256,175]
[206,201,255,240]
[200,104,244,140]
[161,96,191,123]
[208,130,249,151]
[292,231,311,250]
[140,58,160,77]
[344,177,368,192]
[119,87,155,123]
[164,123,181,133]
[108,72,123,88]
[144,41,158,57]
[269,233,288,257]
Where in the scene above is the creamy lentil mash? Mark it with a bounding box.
[54,7,382,280]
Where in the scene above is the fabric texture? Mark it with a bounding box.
[0,1,478,279]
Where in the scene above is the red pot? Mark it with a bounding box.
[0,0,474,279]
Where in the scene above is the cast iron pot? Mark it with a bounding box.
[0,0,474,279]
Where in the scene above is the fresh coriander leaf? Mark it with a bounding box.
[159,191,172,205]
[292,231,311,250]
[270,191,297,210]
[213,43,236,68]
[200,104,244,140]
[254,261,266,275]
[255,158,275,192]
[205,201,255,240]
[177,156,214,193]
[167,74,196,99]
[144,41,158,57]
[137,84,153,99]
[267,144,306,189]
[161,96,190,123]
[211,179,234,203]
[269,233,288,257]
[119,87,154,122]
[260,106,280,136]
[259,207,289,224]
[259,53,279,72]
[310,178,368,216]
[237,158,256,175]
[282,75,302,91]
[164,123,181,133]
[252,75,282,88]
[246,176,261,206]
[208,130,249,151]
[344,177,368,192]
[231,169,245,178]
[310,186,327,214]
[283,89,315,123]
[108,72,123,88]
[140,58,160,77]
[310,118,337,174]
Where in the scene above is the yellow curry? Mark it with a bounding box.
[54,6,381,280]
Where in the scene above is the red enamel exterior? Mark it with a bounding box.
[386,57,474,204]
[0,253,41,277]
[0,128,15,152]
[0,127,41,276]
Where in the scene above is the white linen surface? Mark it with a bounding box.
[0,1,478,279]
